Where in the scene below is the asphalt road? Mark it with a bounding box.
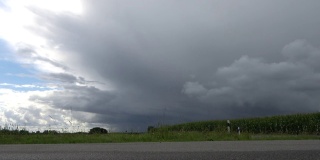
[0,140,320,160]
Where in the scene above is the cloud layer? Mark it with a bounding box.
[183,40,320,117]
[1,0,320,131]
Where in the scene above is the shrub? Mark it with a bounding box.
[19,130,29,135]
[147,126,155,133]
[89,127,108,134]
[43,130,59,134]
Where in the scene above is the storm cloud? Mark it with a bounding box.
[183,40,320,117]
[2,0,320,131]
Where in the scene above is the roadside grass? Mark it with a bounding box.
[1,131,319,144]
[250,134,320,140]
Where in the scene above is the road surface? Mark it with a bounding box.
[0,140,319,159]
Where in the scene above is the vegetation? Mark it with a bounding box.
[156,112,320,135]
[147,126,155,133]
[1,131,319,144]
[89,127,108,134]
[43,130,59,135]
[0,112,320,144]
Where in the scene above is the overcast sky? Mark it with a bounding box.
[1,0,320,132]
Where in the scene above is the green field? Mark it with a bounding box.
[1,132,320,144]
[156,112,320,134]
[1,112,320,144]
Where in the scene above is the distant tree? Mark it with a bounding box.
[43,130,59,134]
[89,127,108,134]
[19,130,29,135]
[0,129,10,134]
[147,126,155,133]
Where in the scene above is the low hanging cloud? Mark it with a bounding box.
[183,39,320,117]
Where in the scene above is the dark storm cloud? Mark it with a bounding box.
[25,0,320,131]
[30,85,116,112]
[183,40,320,116]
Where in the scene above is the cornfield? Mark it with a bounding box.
[159,112,320,134]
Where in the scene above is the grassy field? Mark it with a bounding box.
[0,132,320,144]
[1,112,320,144]
[1,132,320,144]
[0,132,236,144]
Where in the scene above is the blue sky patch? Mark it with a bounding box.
[0,39,43,89]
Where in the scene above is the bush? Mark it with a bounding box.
[89,127,108,134]
[19,130,29,135]
[43,130,59,134]
[147,126,155,133]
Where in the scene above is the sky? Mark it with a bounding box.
[1,0,320,132]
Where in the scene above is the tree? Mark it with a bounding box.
[147,126,155,133]
[43,130,58,134]
[19,130,29,135]
[89,127,108,134]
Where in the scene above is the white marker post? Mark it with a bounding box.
[227,120,230,133]
[237,126,241,135]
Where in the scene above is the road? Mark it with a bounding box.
[0,140,319,159]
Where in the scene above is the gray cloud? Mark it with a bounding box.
[183,40,320,117]
[41,73,89,85]
[17,0,320,131]
[15,43,69,71]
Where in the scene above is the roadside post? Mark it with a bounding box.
[237,126,241,135]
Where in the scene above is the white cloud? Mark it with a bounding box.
[0,0,99,132]
[0,87,101,132]
[0,0,85,77]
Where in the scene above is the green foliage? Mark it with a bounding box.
[147,126,155,133]
[42,130,59,134]
[89,127,108,134]
[1,112,320,144]
[158,112,320,134]
[0,129,30,135]
[19,130,30,135]
[2,131,319,144]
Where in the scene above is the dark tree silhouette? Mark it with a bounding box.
[147,126,155,133]
[42,130,58,134]
[89,127,108,134]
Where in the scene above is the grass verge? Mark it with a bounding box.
[1,132,319,144]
